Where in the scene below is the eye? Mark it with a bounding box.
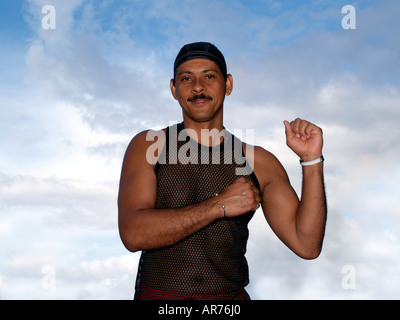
[205,74,215,79]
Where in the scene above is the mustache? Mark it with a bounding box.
[187,94,213,102]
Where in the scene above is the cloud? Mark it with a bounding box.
[24,0,181,135]
[0,173,117,227]
[1,0,399,299]
[1,253,139,299]
[0,170,139,299]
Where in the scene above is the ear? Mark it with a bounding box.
[170,79,178,100]
[225,74,233,96]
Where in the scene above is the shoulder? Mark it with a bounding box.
[243,143,288,192]
[123,128,167,169]
[242,143,282,169]
[128,128,167,148]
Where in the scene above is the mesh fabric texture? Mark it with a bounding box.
[134,122,260,300]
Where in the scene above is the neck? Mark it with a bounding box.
[182,116,225,147]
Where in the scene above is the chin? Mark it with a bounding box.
[183,108,223,124]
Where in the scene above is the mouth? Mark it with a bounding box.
[188,94,213,104]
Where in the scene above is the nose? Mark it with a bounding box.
[192,77,206,94]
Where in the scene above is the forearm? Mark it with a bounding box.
[120,197,222,252]
[295,162,327,258]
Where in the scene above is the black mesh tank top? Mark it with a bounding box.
[134,122,260,298]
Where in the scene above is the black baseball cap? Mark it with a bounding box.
[173,42,227,80]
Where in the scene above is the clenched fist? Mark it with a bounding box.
[283,118,323,162]
[216,178,262,218]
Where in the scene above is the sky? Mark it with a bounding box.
[0,0,399,300]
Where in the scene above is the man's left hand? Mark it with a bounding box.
[283,118,323,161]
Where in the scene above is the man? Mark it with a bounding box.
[118,42,327,300]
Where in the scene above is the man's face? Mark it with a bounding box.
[170,59,233,124]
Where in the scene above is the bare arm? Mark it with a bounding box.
[118,131,261,252]
[256,119,326,259]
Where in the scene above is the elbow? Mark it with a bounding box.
[295,246,322,260]
[118,223,143,253]
[293,231,325,260]
[121,235,144,253]
[118,210,147,253]
[121,239,141,253]
[299,250,321,260]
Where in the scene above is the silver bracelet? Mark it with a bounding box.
[300,155,324,166]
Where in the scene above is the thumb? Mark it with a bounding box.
[283,120,293,136]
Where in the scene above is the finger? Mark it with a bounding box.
[304,122,315,139]
[252,186,260,196]
[231,177,247,186]
[283,120,295,138]
[304,121,322,141]
[283,120,291,132]
[244,180,259,197]
[292,118,302,137]
[298,120,311,140]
